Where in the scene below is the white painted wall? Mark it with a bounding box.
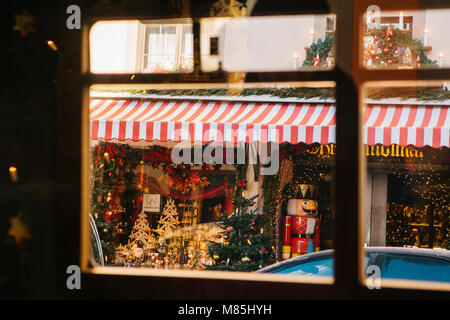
[221,15,318,72]
[90,21,128,73]
[200,17,230,72]
[425,9,450,67]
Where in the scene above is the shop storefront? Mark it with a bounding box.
[89,93,449,269]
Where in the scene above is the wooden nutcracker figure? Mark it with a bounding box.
[282,184,320,260]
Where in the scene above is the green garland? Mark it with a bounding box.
[98,86,450,102]
[302,34,334,67]
[366,87,450,101]
[99,87,336,101]
[369,26,436,67]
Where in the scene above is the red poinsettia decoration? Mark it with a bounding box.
[238,179,247,187]
[189,172,201,184]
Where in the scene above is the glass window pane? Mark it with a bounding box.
[89,14,338,74]
[90,19,193,74]
[87,83,336,276]
[361,7,450,69]
[201,15,337,72]
[361,82,450,285]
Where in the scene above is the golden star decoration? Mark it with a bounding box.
[13,11,36,37]
[8,213,31,245]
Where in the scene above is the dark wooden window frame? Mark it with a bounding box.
[56,0,450,299]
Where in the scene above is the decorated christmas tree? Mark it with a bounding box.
[206,180,275,271]
[129,210,158,250]
[155,198,180,240]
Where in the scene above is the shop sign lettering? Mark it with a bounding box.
[306,144,423,159]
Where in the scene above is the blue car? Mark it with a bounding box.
[257,247,450,283]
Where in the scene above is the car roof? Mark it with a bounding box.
[256,247,450,273]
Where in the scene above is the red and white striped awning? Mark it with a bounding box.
[90,99,449,148]
[363,104,449,148]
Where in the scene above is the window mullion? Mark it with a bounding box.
[333,0,363,289]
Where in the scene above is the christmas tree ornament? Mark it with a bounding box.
[8,213,31,245]
[13,11,36,37]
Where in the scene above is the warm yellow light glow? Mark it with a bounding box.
[104,152,110,163]
[9,166,18,182]
[399,11,403,17]
[47,40,58,51]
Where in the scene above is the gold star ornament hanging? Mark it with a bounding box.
[8,213,31,245]
[13,11,36,37]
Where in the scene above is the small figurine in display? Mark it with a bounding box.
[403,47,412,65]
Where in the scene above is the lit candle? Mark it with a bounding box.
[399,11,403,29]
[9,166,18,182]
[47,40,58,51]
[333,14,337,30]
[423,28,428,46]
[439,53,444,68]
[309,29,315,45]
[293,53,298,70]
